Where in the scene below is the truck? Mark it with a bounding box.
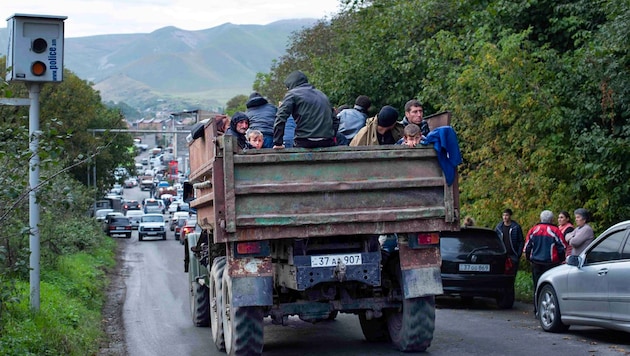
[184,112,460,355]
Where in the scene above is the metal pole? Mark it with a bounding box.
[28,82,41,311]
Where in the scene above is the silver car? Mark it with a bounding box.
[535,220,630,333]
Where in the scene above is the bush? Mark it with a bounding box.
[0,240,115,355]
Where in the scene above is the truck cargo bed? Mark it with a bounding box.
[189,126,459,243]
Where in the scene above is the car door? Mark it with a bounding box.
[566,228,626,321]
[608,228,630,323]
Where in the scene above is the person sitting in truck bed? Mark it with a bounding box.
[225,112,253,150]
[247,129,264,149]
[396,123,423,147]
[350,105,404,146]
[273,70,339,149]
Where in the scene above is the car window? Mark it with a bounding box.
[440,229,505,256]
[142,215,164,222]
[112,217,130,224]
[584,229,626,264]
[622,234,630,260]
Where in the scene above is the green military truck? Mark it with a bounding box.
[184,112,459,355]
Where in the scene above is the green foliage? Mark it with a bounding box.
[225,94,248,116]
[258,0,629,232]
[514,270,534,303]
[0,242,114,355]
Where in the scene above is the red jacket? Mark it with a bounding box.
[524,223,566,264]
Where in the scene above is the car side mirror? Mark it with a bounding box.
[566,255,580,266]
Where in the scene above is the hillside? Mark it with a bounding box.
[0,19,315,112]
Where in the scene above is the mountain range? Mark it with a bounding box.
[0,19,315,114]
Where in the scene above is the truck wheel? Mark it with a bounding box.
[210,257,226,351]
[138,234,143,241]
[189,278,210,327]
[162,233,166,240]
[222,272,264,355]
[386,296,435,352]
[359,312,390,342]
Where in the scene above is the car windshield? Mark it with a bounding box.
[142,215,164,222]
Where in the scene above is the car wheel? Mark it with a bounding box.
[139,234,144,242]
[538,284,569,332]
[496,287,515,309]
[126,233,131,239]
[162,233,167,240]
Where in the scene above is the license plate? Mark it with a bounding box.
[459,264,490,272]
[311,254,362,268]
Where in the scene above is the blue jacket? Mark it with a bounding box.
[246,96,277,136]
[337,107,368,142]
[421,126,462,185]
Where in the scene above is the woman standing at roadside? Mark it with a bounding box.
[558,211,575,257]
[565,208,595,256]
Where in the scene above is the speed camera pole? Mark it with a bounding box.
[5,13,67,311]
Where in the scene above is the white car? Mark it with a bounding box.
[95,208,114,222]
[138,214,166,241]
[535,220,630,333]
[125,210,144,229]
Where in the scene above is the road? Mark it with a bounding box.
[115,186,629,356]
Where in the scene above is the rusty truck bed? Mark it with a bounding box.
[188,120,459,243]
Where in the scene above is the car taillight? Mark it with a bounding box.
[505,257,514,274]
[236,242,262,255]
[416,232,439,245]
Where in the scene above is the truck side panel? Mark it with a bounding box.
[191,135,459,243]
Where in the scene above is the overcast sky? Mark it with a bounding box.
[2,0,342,38]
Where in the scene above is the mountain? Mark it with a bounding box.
[0,19,314,113]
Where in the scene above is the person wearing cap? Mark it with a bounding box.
[246,92,277,148]
[273,70,338,149]
[225,112,253,150]
[564,208,594,256]
[349,105,404,146]
[336,95,371,145]
[402,99,429,137]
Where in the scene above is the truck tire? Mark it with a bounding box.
[189,272,210,326]
[386,296,435,352]
[138,234,143,241]
[210,257,226,351]
[222,272,264,356]
[385,255,435,352]
[359,312,390,342]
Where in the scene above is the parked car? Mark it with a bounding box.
[439,226,515,309]
[170,211,189,231]
[536,220,630,333]
[138,214,166,241]
[94,208,114,223]
[103,215,132,238]
[125,210,144,230]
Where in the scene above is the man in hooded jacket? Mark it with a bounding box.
[273,70,338,148]
[225,112,252,150]
[246,92,277,148]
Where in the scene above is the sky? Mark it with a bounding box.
[2,0,342,38]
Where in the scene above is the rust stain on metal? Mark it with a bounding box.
[398,244,441,270]
[227,256,273,278]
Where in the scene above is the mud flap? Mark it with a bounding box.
[231,276,273,307]
[398,244,443,298]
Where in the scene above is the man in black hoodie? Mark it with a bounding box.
[246,92,277,148]
[273,70,338,148]
[225,112,252,150]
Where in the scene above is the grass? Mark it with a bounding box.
[0,238,116,356]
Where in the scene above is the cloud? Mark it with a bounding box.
[2,0,340,37]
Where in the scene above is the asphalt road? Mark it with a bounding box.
[117,186,629,356]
